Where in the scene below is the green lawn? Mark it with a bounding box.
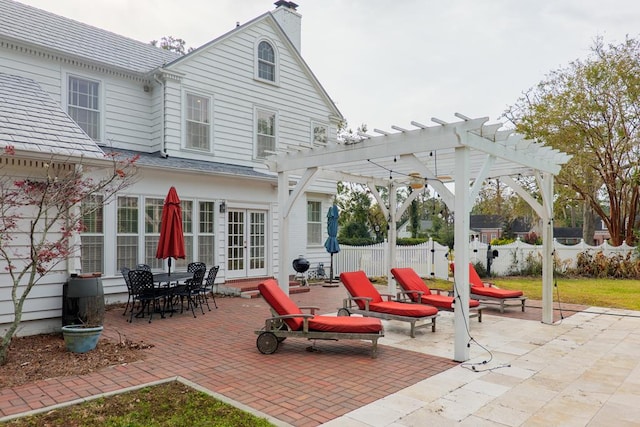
[429,276,640,311]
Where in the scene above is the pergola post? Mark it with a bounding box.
[453,146,471,362]
[277,171,290,294]
[541,172,555,324]
[387,183,397,295]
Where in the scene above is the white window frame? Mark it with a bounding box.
[67,74,102,141]
[80,194,104,274]
[254,38,279,85]
[184,92,212,152]
[197,201,216,268]
[116,196,139,271]
[144,197,164,269]
[307,200,323,246]
[311,121,329,146]
[254,107,277,160]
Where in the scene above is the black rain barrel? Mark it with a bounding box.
[62,274,105,326]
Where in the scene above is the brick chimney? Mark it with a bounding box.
[272,1,302,52]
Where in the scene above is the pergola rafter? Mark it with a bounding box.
[266,113,571,362]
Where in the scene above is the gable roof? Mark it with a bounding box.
[0,0,179,74]
[167,9,343,121]
[0,72,104,159]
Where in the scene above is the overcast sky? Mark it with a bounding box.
[18,0,640,132]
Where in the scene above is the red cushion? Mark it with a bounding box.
[420,294,454,309]
[393,267,480,308]
[391,267,432,302]
[369,301,438,317]
[340,271,384,309]
[471,286,523,298]
[258,279,304,331]
[308,316,383,333]
[467,263,485,287]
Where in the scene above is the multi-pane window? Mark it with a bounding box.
[117,196,138,270]
[175,200,193,269]
[313,123,328,146]
[68,76,100,140]
[186,94,210,151]
[144,198,164,269]
[307,201,322,245]
[198,201,215,267]
[80,195,104,273]
[257,41,275,81]
[256,109,275,159]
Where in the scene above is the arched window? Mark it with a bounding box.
[257,41,275,81]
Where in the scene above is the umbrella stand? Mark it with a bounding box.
[323,254,339,287]
[323,205,340,288]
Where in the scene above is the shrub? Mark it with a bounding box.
[397,237,428,245]
[570,250,640,279]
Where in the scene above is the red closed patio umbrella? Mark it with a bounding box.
[156,186,185,276]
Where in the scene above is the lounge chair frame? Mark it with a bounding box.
[470,287,527,313]
[256,306,384,358]
[394,288,486,322]
[455,263,528,313]
[339,295,437,338]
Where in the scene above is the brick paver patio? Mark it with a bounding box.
[0,284,464,426]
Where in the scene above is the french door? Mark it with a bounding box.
[227,209,267,278]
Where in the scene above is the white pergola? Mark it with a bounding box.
[266,113,571,362]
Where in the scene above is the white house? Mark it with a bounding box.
[0,0,343,335]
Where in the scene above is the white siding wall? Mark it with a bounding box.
[0,13,342,334]
[0,163,77,329]
[166,19,339,166]
[0,44,155,153]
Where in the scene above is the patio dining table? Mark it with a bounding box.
[153,271,193,286]
[151,271,194,317]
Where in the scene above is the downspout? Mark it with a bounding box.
[154,71,168,158]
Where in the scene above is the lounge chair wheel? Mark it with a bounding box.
[337,308,351,316]
[257,332,279,354]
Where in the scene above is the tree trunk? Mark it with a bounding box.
[582,201,596,245]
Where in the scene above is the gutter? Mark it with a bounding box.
[153,71,168,158]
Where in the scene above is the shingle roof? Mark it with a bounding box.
[0,72,104,158]
[470,215,504,229]
[0,0,180,74]
[108,148,276,180]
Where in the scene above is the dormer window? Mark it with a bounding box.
[257,40,276,83]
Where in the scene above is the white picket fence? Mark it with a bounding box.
[334,238,636,278]
[334,239,451,279]
[469,238,636,275]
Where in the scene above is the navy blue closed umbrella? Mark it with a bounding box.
[324,205,340,285]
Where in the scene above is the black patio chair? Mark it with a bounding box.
[200,265,220,311]
[174,267,206,317]
[120,267,132,316]
[127,269,164,323]
[136,263,152,272]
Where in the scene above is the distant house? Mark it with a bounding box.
[470,215,532,243]
[397,219,433,238]
[469,215,503,243]
[0,0,343,334]
[553,228,583,245]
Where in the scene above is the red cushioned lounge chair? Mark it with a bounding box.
[391,267,484,322]
[256,279,384,358]
[339,271,439,338]
[461,263,527,313]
